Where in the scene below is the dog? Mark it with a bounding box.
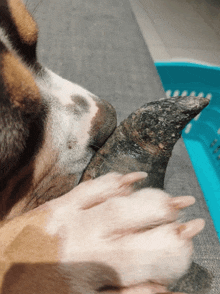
[0,0,205,293]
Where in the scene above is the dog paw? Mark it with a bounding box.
[46,172,204,288]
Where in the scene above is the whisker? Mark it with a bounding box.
[25,0,30,9]
[31,0,43,16]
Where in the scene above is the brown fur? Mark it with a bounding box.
[1,51,41,111]
[8,0,38,45]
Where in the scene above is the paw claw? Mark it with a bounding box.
[177,218,205,239]
[170,196,195,210]
[120,172,148,186]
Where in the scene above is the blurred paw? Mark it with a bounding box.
[46,172,205,288]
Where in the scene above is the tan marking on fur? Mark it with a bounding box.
[0,162,35,219]
[3,115,77,218]
[1,52,40,112]
[0,205,60,289]
[3,120,58,219]
[8,0,38,45]
[0,113,74,219]
[33,116,58,187]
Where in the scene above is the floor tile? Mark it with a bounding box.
[167,47,220,66]
[139,0,220,51]
[187,0,220,36]
[148,45,172,61]
[130,0,220,65]
[130,0,165,46]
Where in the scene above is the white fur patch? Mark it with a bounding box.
[45,174,194,287]
[0,28,14,51]
[36,68,99,173]
[37,69,97,107]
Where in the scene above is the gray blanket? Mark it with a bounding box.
[29,0,220,292]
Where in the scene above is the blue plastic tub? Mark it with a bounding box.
[155,62,220,240]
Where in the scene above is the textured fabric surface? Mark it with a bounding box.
[30,0,165,123]
[165,139,220,293]
[28,0,219,292]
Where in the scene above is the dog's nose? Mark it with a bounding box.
[89,98,117,150]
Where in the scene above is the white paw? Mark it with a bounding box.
[46,172,205,288]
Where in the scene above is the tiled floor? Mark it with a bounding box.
[130,0,220,66]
